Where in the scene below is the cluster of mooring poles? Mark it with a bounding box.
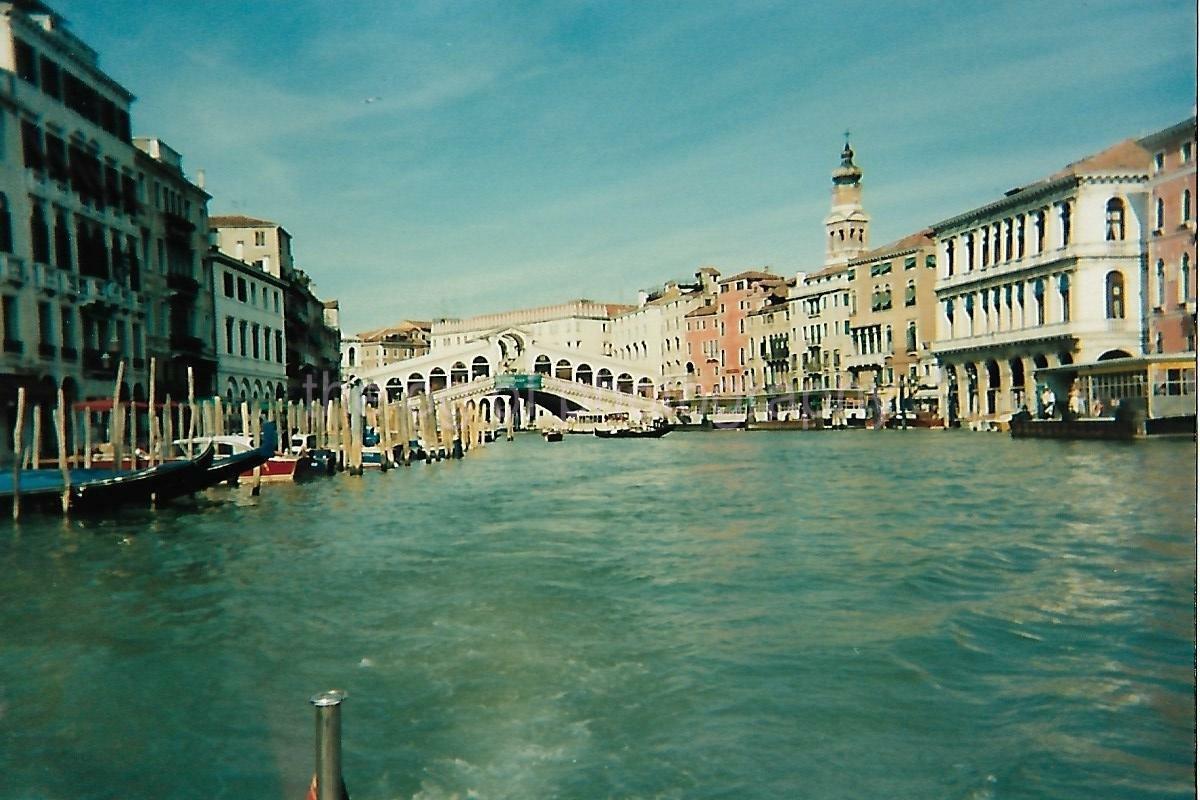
[5,364,528,518]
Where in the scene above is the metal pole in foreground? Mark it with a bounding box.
[310,690,347,800]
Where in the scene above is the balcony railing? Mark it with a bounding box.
[0,254,27,286]
[32,263,61,294]
[166,272,200,294]
[170,333,204,353]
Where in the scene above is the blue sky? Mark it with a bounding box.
[55,0,1197,333]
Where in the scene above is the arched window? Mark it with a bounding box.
[965,233,975,270]
[347,347,356,367]
[882,287,892,309]
[1105,271,1125,319]
[905,321,917,353]
[1104,198,1125,241]
[1059,202,1072,245]
[1034,209,1046,253]
[1155,197,1165,230]
[1184,189,1193,223]
[1033,278,1046,325]
[1156,260,1166,307]
[904,281,916,307]
[1182,254,1191,303]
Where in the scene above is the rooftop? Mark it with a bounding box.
[210,214,278,228]
[848,228,936,265]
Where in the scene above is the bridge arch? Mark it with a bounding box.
[534,355,552,374]
[575,363,593,384]
[471,356,490,379]
[451,361,469,385]
[429,367,447,392]
[407,372,425,395]
[597,368,613,390]
[555,358,572,381]
[617,372,634,394]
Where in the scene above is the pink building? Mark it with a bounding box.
[685,270,785,396]
[1141,118,1197,354]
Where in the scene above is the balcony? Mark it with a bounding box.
[0,254,27,286]
[78,276,135,309]
[844,351,888,370]
[167,271,200,294]
[170,333,204,353]
[32,263,61,295]
[37,342,56,359]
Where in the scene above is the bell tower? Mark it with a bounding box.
[824,133,870,266]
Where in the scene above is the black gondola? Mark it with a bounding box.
[70,442,216,512]
[594,425,672,439]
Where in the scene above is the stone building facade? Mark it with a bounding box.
[931,137,1151,425]
[1140,117,1197,355]
[844,229,940,410]
[210,248,287,405]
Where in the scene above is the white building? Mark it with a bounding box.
[792,265,853,391]
[210,248,286,405]
[430,299,631,356]
[931,137,1150,426]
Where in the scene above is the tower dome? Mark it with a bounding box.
[823,133,870,266]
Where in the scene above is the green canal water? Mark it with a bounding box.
[0,431,1195,799]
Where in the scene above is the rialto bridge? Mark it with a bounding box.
[347,328,674,425]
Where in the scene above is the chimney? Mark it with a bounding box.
[637,290,649,307]
[196,168,205,190]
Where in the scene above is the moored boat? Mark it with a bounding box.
[70,442,216,512]
[594,424,672,439]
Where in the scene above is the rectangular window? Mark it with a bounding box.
[239,320,247,356]
[60,308,74,352]
[251,283,257,305]
[1182,143,1192,163]
[237,277,247,302]
[275,330,283,362]
[132,323,143,358]
[223,271,234,297]
[904,257,916,270]
[225,317,234,354]
[251,324,260,359]
[21,120,43,171]
[263,327,271,361]
[254,230,266,246]
[37,301,53,350]
[274,291,280,312]
[3,295,18,346]
[14,39,37,85]
[1154,152,1165,171]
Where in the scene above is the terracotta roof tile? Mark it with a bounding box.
[209,214,278,228]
